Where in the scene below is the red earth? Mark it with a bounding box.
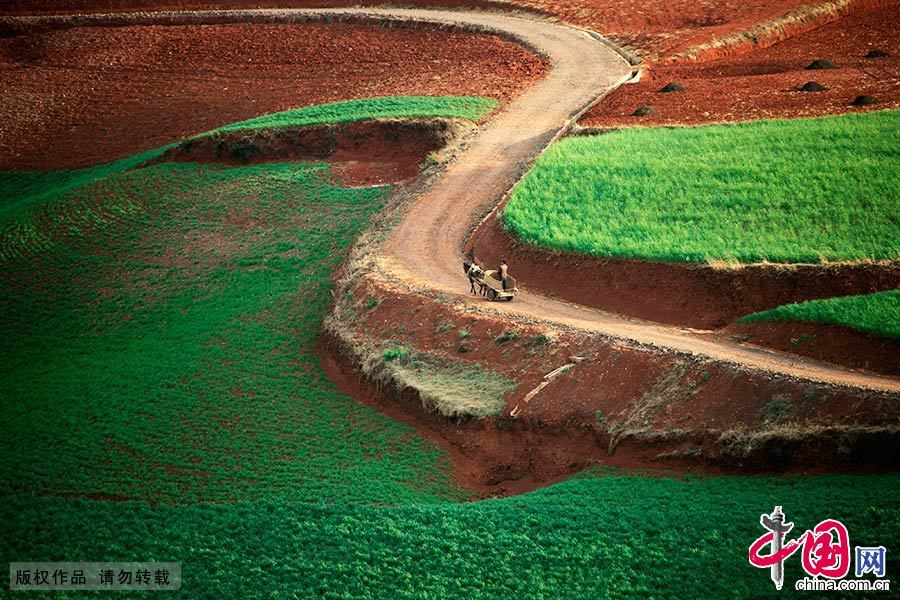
[4,2,895,149]
[499,0,822,57]
[582,1,899,126]
[322,276,900,494]
[0,0,520,16]
[0,0,836,58]
[149,119,460,186]
[724,321,900,376]
[0,20,546,170]
[471,217,900,330]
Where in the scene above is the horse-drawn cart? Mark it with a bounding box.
[464,260,518,301]
[481,269,517,301]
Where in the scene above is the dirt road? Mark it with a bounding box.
[7,7,899,393]
[355,11,900,394]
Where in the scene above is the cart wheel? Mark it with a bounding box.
[488,289,498,301]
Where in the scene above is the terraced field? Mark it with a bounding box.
[2,93,897,597]
[1,98,503,506]
[3,5,898,598]
[504,110,899,264]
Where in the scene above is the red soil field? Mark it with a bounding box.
[0,0,829,57]
[502,0,819,57]
[582,2,899,127]
[0,0,516,16]
[0,21,546,169]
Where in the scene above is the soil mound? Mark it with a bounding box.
[805,58,837,70]
[800,81,828,92]
[150,119,462,186]
[659,82,685,93]
[631,105,657,116]
[851,95,879,106]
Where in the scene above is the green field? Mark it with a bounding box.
[503,110,900,263]
[214,95,498,133]
[2,99,898,597]
[4,474,898,597]
[738,290,900,338]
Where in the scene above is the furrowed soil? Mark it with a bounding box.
[582,1,900,126]
[0,21,546,169]
[0,0,834,57]
[0,0,521,17]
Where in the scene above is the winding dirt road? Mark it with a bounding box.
[8,7,899,393]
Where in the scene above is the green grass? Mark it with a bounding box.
[2,100,897,597]
[738,290,900,338]
[383,346,412,362]
[0,161,467,505]
[0,96,497,233]
[213,96,498,134]
[0,146,178,231]
[3,473,898,598]
[503,110,900,263]
[0,96,503,504]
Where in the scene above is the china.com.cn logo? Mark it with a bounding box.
[748,506,890,592]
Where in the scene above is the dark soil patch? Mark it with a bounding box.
[800,81,828,92]
[659,82,685,93]
[805,58,837,70]
[851,94,879,106]
[726,321,900,376]
[631,105,657,116]
[149,119,457,186]
[471,217,900,329]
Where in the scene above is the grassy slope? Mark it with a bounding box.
[738,290,900,338]
[503,110,900,263]
[2,100,897,597]
[1,96,501,506]
[0,161,465,505]
[214,95,498,133]
[4,474,898,598]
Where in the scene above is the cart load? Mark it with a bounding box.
[482,270,517,301]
